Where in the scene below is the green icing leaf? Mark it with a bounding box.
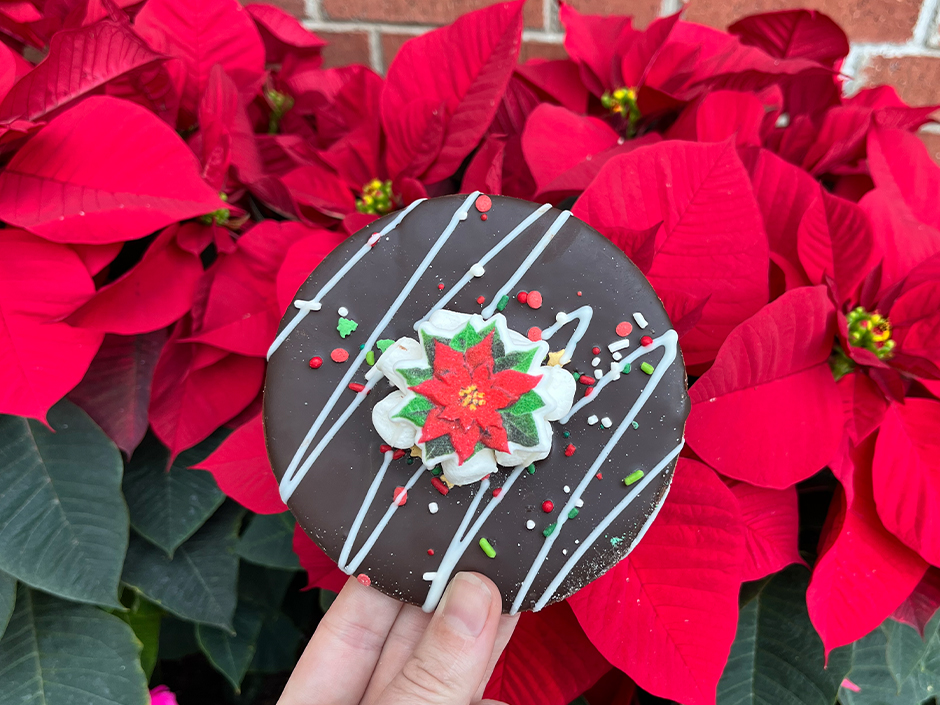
[424,436,455,461]
[420,332,450,367]
[450,321,484,351]
[337,317,358,338]
[506,390,545,417]
[495,347,540,373]
[377,339,395,353]
[500,411,540,447]
[399,366,433,387]
[394,396,434,427]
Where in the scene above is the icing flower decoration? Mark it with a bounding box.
[372,311,576,485]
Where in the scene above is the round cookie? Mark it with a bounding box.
[263,193,690,614]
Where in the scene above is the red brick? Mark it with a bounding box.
[682,0,921,43]
[563,0,661,28]
[322,0,545,29]
[381,32,417,71]
[918,131,940,165]
[240,0,305,18]
[860,55,940,108]
[519,39,568,62]
[319,31,372,68]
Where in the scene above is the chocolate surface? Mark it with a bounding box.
[263,194,690,613]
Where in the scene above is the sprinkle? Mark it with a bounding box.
[366,350,375,365]
[377,339,394,352]
[568,508,579,519]
[527,327,542,341]
[479,538,497,558]
[571,370,580,380]
[579,374,596,385]
[427,549,434,555]
[526,464,536,474]
[470,263,485,277]
[624,469,645,486]
[610,537,623,546]
[393,486,408,506]
[562,549,567,555]
[476,295,485,305]
[348,382,368,394]
[431,477,449,495]
[563,485,570,493]
[308,356,323,369]
[481,214,488,221]
[392,449,407,460]
[587,414,599,425]
[475,194,493,212]
[338,317,359,338]
[555,311,569,325]
[596,472,603,480]
[367,233,381,247]
[496,294,510,311]
[428,502,439,514]
[564,443,576,457]
[294,299,321,311]
[641,361,655,375]
[616,321,633,337]
[592,346,601,355]
[608,339,630,353]
[517,291,528,304]
[438,283,445,290]
[562,430,570,438]
[591,356,601,367]
[633,312,649,329]
[577,291,582,296]
[357,574,371,587]
[337,306,349,316]
[406,457,414,465]
[493,487,502,497]
[423,571,437,581]
[527,290,543,309]
[640,335,653,347]
[594,368,603,378]
[608,362,621,380]
[430,466,443,476]
[612,351,623,361]
[601,417,612,428]
[331,348,349,363]
[526,520,536,530]
[359,344,365,349]
[584,387,594,397]
[632,420,639,429]
[542,500,554,513]
[623,362,632,374]
[576,498,584,508]
[380,444,392,453]
[543,523,557,537]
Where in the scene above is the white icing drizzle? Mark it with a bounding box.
[343,463,428,574]
[480,210,572,318]
[278,193,480,502]
[267,198,426,359]
[422,464,527,612]
[415,203,553,329]
[338,449,394,570]
[561,330,677,424]
[540,305,593,365]
[510,330,678,614]
[532,441,683,611]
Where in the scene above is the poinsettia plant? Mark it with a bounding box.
[0,0,938,703]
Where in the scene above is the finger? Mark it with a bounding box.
[279,577,403,705]
[473,613,520,701]
[360,605,434,705]
[377,572,503,705]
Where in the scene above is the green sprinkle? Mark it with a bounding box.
[406,456,414,465]
[572,370,580,380]
[624,469,645,486]
[631,421,639,429]
[337,317,358,338]
[479,538,497,558]
[430,466,443,476]
[543,522,557,538]
[622,362,631,374]
[610,536,623,546]
[377,339,395,352]
[562,430,570,438]
[366,350,375,365]
[640,361,655,375]
[496,294,510,312]
[526,464,536,475]
[568,508,579,519]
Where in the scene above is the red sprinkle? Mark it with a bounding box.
[584,387,594,397]
[565,443,577,457]
[592,347,601,355]
[516,291,528,304]
[308,356,323,369]
[596,472,603,480]
[331,348,349,363]
[369,233,380,248]
[348,382,368,394]
[641,335,653,347]
[527,290,543,309]
[542,500,554,513]
[392,449,407,460]
[616,321,633,337]
[475,194,493,212]
[357,574,371,587]
[393,486,408,506]
[476,295,485,305]
[527,327,542,342]
[493,488,502,497]
[380,444,392,453]
[480,214,488,221]
[579,374,596,385]
[427,548,435,556]
[438,283,445,290]
[577,291,582,296]
[431,476,449,496]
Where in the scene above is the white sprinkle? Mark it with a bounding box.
[428,502,439,514]
[601,417,612,428]
[423,572,437,581]
[459,210,468,221]
[608,338,630,353]
[337,306,348,317]
[563,485,571,493]
[594,368,603,378]
[575,539,580,544]
[609,361,621,381]
[294,299,321,311]
[367,233,382,246]
[576,498,584,508]
[470,263,485,277]
[555,311,569,324]
[526,520,536,530]
[591,356,601,367]
[587,414,599,425]
[562,549,568,555]
[612,351,623,361]
[633,311,649,329]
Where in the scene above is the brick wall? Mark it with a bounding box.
[257,0,940,145]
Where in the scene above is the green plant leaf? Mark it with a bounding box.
[112,592,162,681]
[495,347,539,373]
[122,503,242,630]
[0,584,149,705]
[249,611,302,674]
[0,573,15,642]
[506,390,545,416]
[716,565,852,705]
[884,615,940,690]
[123,431,226,557]
[398,366,433,387]
[236,513,300,571]
[393,395,433,427]
[0,400,127,608]
[500,410,540,447]
[158,616,199,660]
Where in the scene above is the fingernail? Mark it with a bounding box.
[439,572,491,637]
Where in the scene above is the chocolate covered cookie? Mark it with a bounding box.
[263,193,689,613]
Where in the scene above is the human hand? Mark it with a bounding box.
[279,572,519,705]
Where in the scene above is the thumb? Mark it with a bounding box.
[377,572,503,705]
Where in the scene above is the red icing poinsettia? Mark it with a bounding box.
[412,334,541,463]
